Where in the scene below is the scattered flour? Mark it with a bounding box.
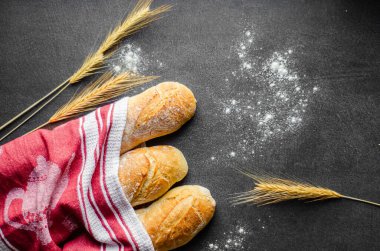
[207,225,250,250]
[215,28,320,159]
[235,30,258,77]
[109,43,164,75]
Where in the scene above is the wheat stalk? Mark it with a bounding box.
[232,169,380,207]
[0,0,171,140]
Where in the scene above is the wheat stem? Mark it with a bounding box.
[28,122,50,135]
[0,79,69,131]
[0,83,69,142]
[341,195,380,208]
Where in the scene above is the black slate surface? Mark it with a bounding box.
[1,0,380,250]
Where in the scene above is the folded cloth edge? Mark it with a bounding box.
[99,97,154,251]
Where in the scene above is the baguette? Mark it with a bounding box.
[120,82,197,154]
[118,146,188,206]
[117,83,216,250]
[136,185,216,251]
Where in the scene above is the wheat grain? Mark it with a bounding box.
[68,52,105,84]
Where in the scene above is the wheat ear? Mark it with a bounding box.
[50,72,157,123]
[232,169,380,207]
[70,0,171,84]
[0,0,171,138]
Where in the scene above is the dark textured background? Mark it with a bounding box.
[1,0,380,250]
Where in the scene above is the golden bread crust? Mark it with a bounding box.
[121,82,197,154]
[118,146,188,206]
[136,185,216,251]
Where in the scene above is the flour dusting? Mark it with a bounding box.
[213,28,320,159]
[109,43,164,75]
[207,225,250,250]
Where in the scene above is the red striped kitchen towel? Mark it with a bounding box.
[0,97,154,251]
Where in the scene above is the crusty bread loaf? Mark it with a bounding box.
[120,82,197,154]
[136,185,216,251]
[117,82,216,250]
[118,146,188,206]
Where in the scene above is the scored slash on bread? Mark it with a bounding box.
[120,82,197,154]
[136,185,216,251]
[118,146,188,206]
